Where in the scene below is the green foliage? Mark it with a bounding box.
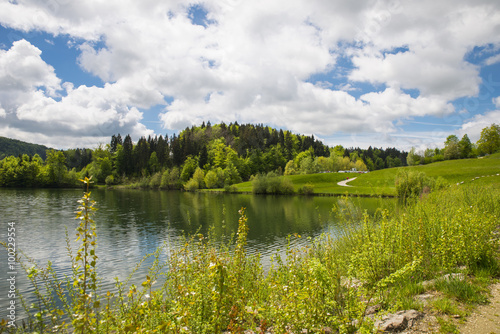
[477,123,500,155]
[252,172,294,194]
[192,167,205,188]
[437,317,459,334]
[298,182,315,195]
[105,174,115,186]
[395,169,447,202]
[181,156,198,182]
[433,278,488,304]
[431,298,463,316]
[223,161,242,185]
[46,149,68,186]
[444,135,460,160]
[148,171,162,188]
[72,177,100,332]
[184,178,200,191]
[1,123,411,189]
[406,147,419,166]
[3,184,499,333]
[459,134,474,159]
[204,170,219,189]
[160,167,181,189]
[0,136,49,160]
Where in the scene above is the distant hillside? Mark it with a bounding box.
[0,136,50,160]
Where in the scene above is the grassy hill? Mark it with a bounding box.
[0,136,50,160]
[230,153,500,196]
[351,153,500,192]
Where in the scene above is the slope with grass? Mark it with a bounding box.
[350,152,500,193]
[228,153,500,197]
[231,172,371,195]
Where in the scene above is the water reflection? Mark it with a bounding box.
[0,188,395,321]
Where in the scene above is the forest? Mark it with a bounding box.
[1,121,409,189]
[0,136,49,160]
[1,122,499,190]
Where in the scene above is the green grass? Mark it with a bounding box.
[231,173,355,194]
[230,172,395,196]
[351,153,500,195]
[434,278,489,304]
[4,183,500,333]
[230,153,500,197]
[407,153,500,185]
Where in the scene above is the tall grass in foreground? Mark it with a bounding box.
[1,184,499,333]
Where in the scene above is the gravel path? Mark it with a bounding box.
[460,283,500,334]
[337,177,357,187]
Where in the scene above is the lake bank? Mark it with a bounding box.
[2,184,499,333]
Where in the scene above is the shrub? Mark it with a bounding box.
[279,177,295,194]
[149,171,162,188]
[184,178,199,191]
[4,183,499,333]
[252,172,295,194]
[395,169,447,203]
[204,170,218,189]
[298,183,315,195]
[252,173,268,194]
[105,174,115,186]
[223,184,238,193]
[192,167,205,189]
[160,167,181,189]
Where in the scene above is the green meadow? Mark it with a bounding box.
[230,153,500,197]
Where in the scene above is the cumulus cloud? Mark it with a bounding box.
[459,109,500,142]
[0,39,61,106]
[0,0,499,148]
[0,39,154,148]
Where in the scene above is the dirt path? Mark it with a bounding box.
[337,177,356,187]
[460,283,500,333]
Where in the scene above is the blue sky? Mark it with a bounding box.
[1,0,500,150]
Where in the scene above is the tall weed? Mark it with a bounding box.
[2,183,499,333]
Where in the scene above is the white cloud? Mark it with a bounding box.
[360,88,455,120]
[485,54,500,66]
[0,0,500,148]
[350,49,481,100]
[0,39,61,106]
[459,109,500,142]
[494,96,500,108]
[0,40,154,148]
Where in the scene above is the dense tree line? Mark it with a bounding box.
[0,122,411,189]
[0,150,80,187]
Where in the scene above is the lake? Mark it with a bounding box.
[0,188,394,322]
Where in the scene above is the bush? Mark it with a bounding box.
[395,169,447,203]
[160,167,181,189]
[298,183,315,195]
[184,178,199,191]
[149,171,162,188]
[279,177,295,194]
[224,184,238,193]
[204,170,218,189]
[252,172,295,194]
[6,182,499,333]
[105,174,115,186]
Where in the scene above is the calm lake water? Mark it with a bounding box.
[0,188,394,322]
